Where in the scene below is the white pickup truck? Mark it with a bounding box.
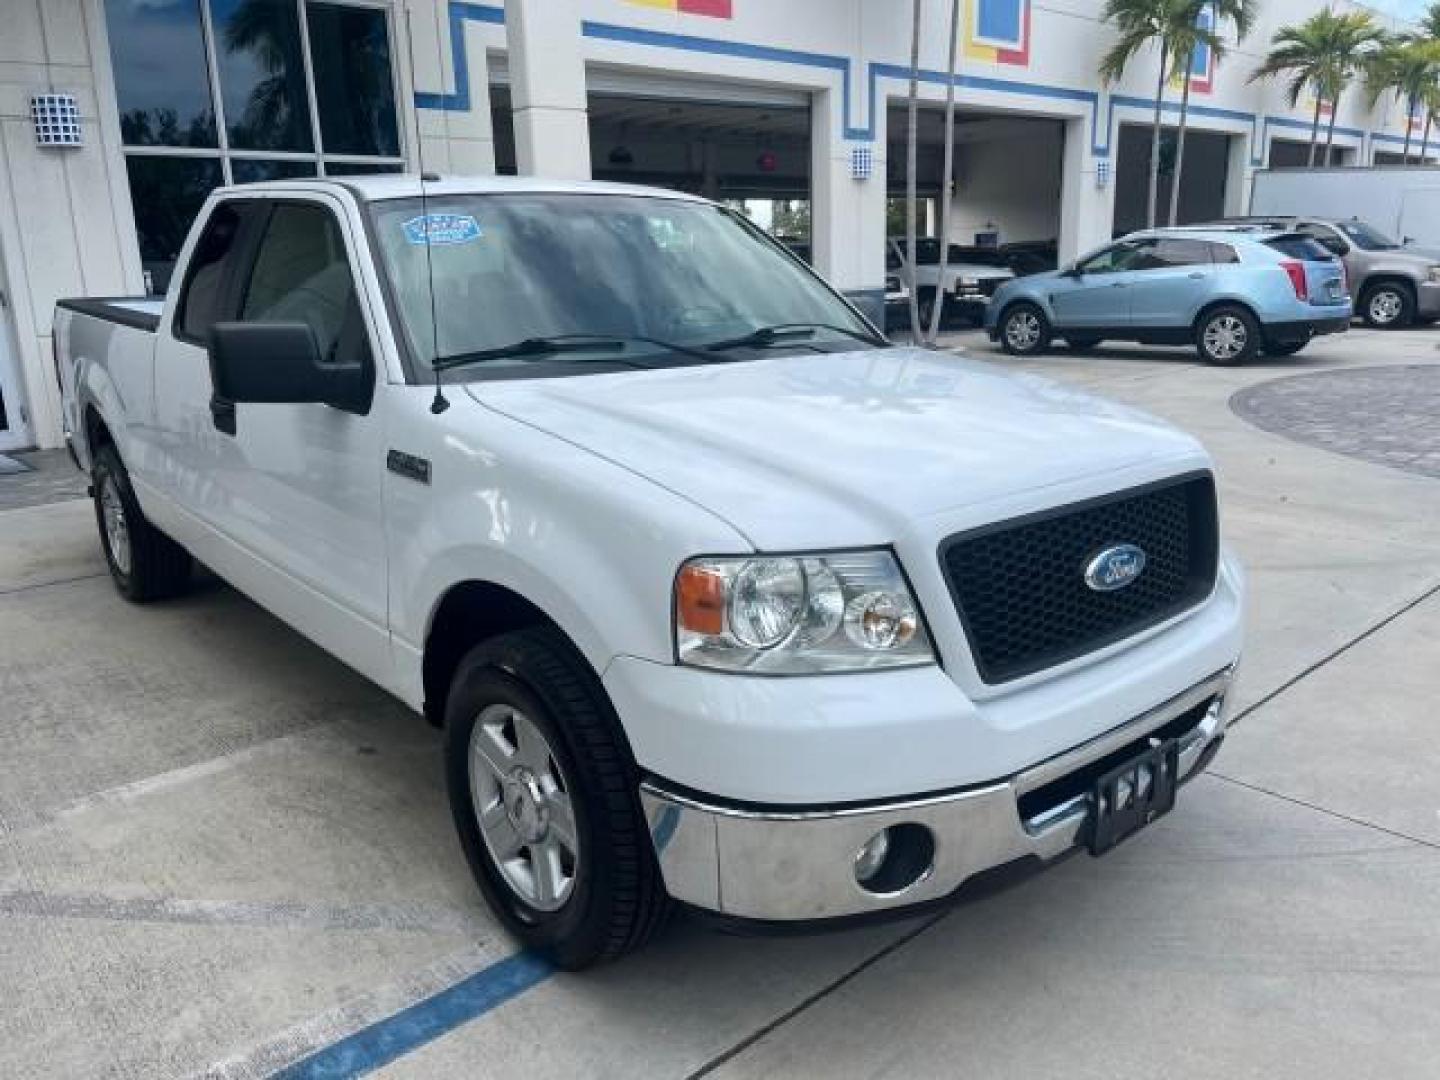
[56,176,1244,968]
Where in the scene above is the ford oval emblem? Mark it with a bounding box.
[1084,544,1147,592]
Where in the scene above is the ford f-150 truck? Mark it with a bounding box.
[56,177,1244,968]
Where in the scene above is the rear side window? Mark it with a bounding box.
[176,202,247,342]
[241,203,364,365]
[1145,238,1213,268]
[1208,243,1239,264]
[1265,235,1334,262]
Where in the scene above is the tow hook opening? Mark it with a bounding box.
[853,823,935,895]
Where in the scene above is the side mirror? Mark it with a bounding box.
[209,322,371,416]
[1063,264,1084,278]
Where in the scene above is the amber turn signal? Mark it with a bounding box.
[676,564,727,636]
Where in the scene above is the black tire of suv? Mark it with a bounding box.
[998,302,1051,356]
[1264,340,1308,357]
[1359,281,1414,329]
[1195,305,1261,366]
[444,626,668,969]
[92,445,193,602]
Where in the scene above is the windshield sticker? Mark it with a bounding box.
[402,213,482,246]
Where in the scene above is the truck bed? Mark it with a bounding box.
[55,296,163,333]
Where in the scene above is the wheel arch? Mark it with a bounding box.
[1356,273,1416,300]
[421,579,599,728]
[1191,297,1260,334]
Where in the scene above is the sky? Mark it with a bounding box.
[1367,0,1429,19]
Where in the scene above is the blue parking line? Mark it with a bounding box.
[272,951,554,1079]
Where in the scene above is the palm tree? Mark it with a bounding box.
[904,0,922,340]
[1100,0,1189,229]
[1366,38,1440,164]
[1167,0,1256,226]
[924,0,962,345]
[1251,9,1384,167]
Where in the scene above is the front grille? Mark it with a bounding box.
[940,474,1219,683]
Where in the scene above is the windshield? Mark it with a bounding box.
[369,193,877,375]
[1337,220,1399,250]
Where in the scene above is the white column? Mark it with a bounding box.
[1058,115,1115,265]
[811,88,887,327]
[505,0,590,179]
[1223,130,1253,216]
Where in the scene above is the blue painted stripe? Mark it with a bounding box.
[411,3,1421,165]
[272,951,554,1079]
[582,19,870,139]
[415,2,504,112]
[871,62,1103,153]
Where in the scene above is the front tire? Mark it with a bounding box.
[92,445,192,601]
[1359,281,1414,329]
[999,302,1051,356]
[1196,305,1260,366]
[444,627,667,969]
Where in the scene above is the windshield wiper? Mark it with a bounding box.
[433,332,717,373]
[703,321,887,353]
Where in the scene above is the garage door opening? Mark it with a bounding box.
[1270,137,1355,168]
[491,83,813,255]
[1114,124,1233,233]
[885,103,1064,265]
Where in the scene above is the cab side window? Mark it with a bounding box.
[241,203,367,367]
[176,202,247,343]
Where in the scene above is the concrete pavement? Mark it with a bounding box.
[1,327,1438,1078]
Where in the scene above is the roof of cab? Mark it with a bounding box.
[209,173,714,204]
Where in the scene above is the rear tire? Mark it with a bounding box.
[444,626,668,969]
[92,445,192,602]
[1359,281,1414,329]
[998,302,1051,356]
[1195,305,1260,366]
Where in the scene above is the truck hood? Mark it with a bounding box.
[468,348,1206,548]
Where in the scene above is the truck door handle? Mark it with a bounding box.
[210,395,236,437]
[1187,272,1205,279]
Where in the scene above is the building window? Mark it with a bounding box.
[104,0,406,292]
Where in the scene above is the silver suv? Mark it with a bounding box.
[1212,216,1440,328]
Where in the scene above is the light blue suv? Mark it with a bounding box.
[985,228,1351,365]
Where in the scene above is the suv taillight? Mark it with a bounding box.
[1281,260,1308,301]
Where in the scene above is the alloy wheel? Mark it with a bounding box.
[1005,310,1041,351]
[1368,289,1403,325]
[100,476,132,576]
[1203,315,1247,361]
[468,703,580,912]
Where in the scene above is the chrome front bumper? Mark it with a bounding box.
[640,670,1233,922]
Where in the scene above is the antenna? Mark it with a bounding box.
[403,3,449,414]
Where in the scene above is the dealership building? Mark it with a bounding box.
[0,0,1422,451]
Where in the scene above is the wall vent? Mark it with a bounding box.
[32,94,82,148]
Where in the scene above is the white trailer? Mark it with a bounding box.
[1250,166,1440,247]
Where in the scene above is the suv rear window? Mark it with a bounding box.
[1264,235,1334,262]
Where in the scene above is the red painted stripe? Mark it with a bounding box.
[677,0,732,17]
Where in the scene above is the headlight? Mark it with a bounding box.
[959,276,979,289]
[1427,266,1440,283]
[674,551,934,673]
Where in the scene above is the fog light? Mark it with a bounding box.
[854,829,892,884]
